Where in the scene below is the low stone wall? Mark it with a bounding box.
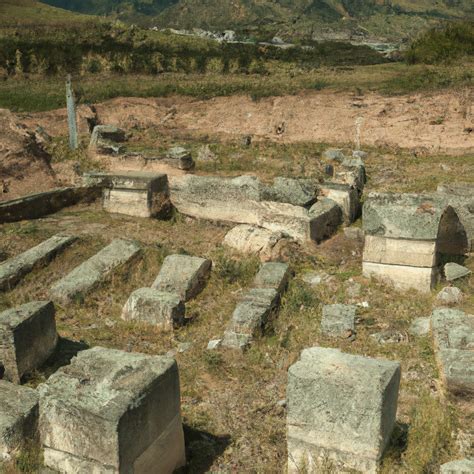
[0,187,102,224]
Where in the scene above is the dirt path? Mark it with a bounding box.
[23,89,474,155]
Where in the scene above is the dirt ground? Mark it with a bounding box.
[21,88,474,155]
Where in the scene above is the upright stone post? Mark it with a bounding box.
[66,74,78,150]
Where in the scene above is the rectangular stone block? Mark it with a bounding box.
[0,234,77,291]
[431,308,474,396]
[253,262,290,294]
[363,235,437,268]
[320,182,360,223]
[0,381,39,460]
[321,304,356,337]
[152,254,212,302]
[38,347,185,473]
[86,172,171,218]
[0,301,57,383]
[222,288,280,350]
[308,198,343,243]
[362,261,437,293]
[287,347,400,473]
[50,239,141,305]
[122,288,185,330]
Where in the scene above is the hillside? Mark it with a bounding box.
[40,0,474,40]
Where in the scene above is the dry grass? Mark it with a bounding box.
[0,141,472,472]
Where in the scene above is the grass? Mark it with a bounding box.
[1,138,472,471]
[0,61,472,113]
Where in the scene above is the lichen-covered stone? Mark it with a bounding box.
[0,301,57,383]
[152,254,211,302]
[50,239,141,305]
[0,234,77,291]
[264,177,319,207]
[287,347,400,473]
[0,381,39,460]
[38,347,185,474]
[122,288,185,330]
[321,304,356,338]
[253,262,290,294]
[440,458,474,473]
[445,263,471,282]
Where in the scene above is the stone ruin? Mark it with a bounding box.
[287,347,400,473]
[362,193,469,293]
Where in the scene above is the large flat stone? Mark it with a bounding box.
[321,304,356,338]
[152,254,212,302]
[363,261,437,293]
[0,235,77,291]
[363,235,437,268]
[50,239,141,305]
[0,301,57,383]
[431,308,474,396]
[0,381,39,461]
[122,288,185,330]
[264,177,319,207]
[287,347,400,473]
[38,347,186,473]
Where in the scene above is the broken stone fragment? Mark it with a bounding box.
[321,304,356,338]
[444,262,471,282]
[440,458,474,473]
[319,182,360,223]
[287,347,400,473]
[409,317,431,337]
[89,125,127,155]
[264,177,319,207]
[436,286,464,306]
[308,198,343,242]
[0,301,57,383]
[163,146,195,170]
[323,148,345,162]
[0,381,39,461]
[253,262,290,294]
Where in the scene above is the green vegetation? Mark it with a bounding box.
[405,20,474,64]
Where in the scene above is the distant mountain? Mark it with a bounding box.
[39,0,474,41]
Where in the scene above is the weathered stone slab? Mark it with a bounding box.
[409,317,431,336]
[222,288,280,350]
[0,381,39,460]
[321,304,356,338]
[85,172,171,218]
[308,198,343,243]
[445,262,471,282]
[0,235,77,291]
[152,254,212,302]
[287,347,400,473]
[363,235,437,268]
[50,239,141,305]
[89,125,127,155]
[323,149,345,162]
[0,187,101,224]
[431,308,474,396]
[363,261,437,293]
[163,146,195,170]
[223,225,286,260]
[122,288,185,330]
[38,347,185,473]
[253,262,290,294]
[320,182,360,223]
[264,178,318,207]
[0,301,57,383]
[440,459,474,473]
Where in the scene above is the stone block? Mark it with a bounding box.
[264,178,319,207]
[253,262,290,294]
[445,263,471,282]
[440,459,474,473]
[94,172,171,218]
[152,254,212,302]
[323,149,345,162]
[0,301,57,383]
[50,239,141,305]
[321,304,356,338]
[89,125,127,155]
[409,317,431,336]
[0,235,77,291]
[38,347,185,474]
[122,288,185,330]
[308,198,343,242]
[431,308,474,396]
[436,286,463,306]
[287,347,400,473]
[163,146,195,170]
[362,261,437,293]
[222,288,280,350]
[363,235,437,268]
[0,381,39,460]
[320,182,360,223]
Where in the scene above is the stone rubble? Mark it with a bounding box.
[436,286,464,306]
[321,304,357,338]
[445,262,471,282]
